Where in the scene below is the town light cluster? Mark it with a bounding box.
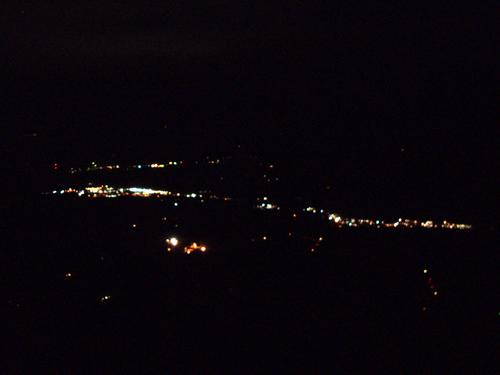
[65,158,225,174]
[48,185,229,201]
[297,208,471,230]
[166,237,207,254]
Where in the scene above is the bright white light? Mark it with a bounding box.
[168,237,179,246]
[129,187,156,194]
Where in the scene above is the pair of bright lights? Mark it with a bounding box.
[166,237,179,246]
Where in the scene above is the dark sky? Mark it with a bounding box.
[1,2,496,222]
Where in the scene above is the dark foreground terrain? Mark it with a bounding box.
[2,195,497,374]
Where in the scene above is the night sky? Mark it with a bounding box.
[1,2,496,223]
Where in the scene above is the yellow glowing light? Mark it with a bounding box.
[166,237,179,246]
[423,269,428,274]
[65,272,72,278]
[433,291,438,296]
[262,236,267,240]
[182,242,207,254]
